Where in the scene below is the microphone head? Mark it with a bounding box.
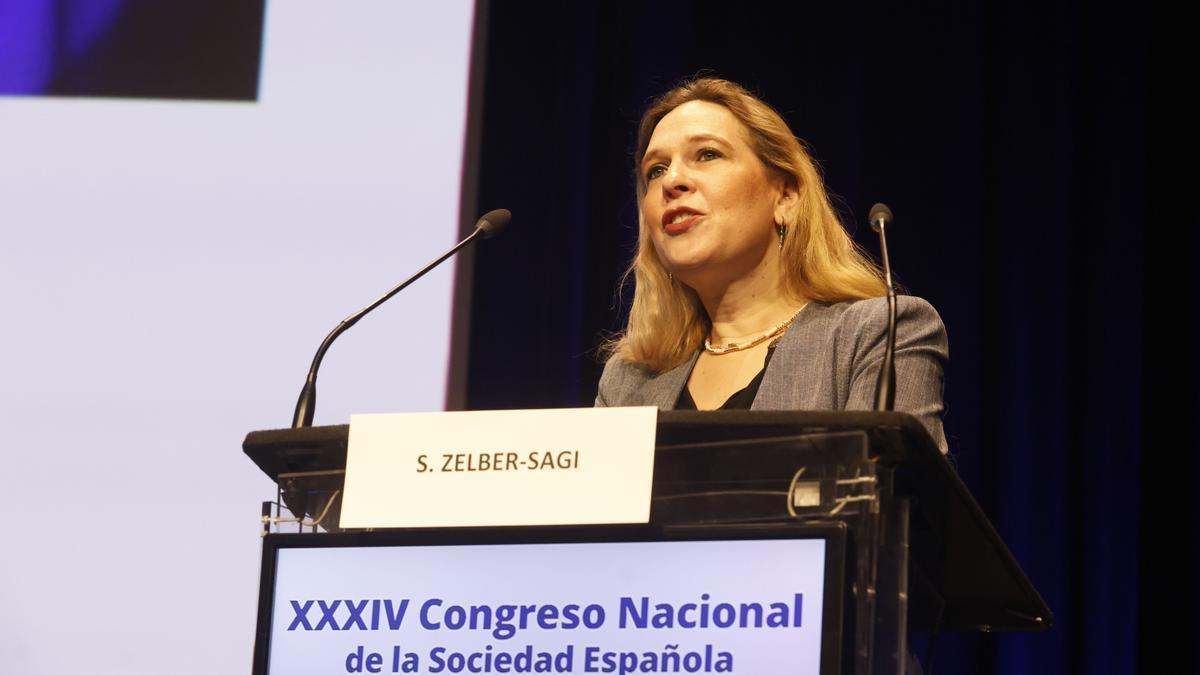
[868,202,893,232]
[476,208,512,239]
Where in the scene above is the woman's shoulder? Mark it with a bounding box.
[813,295,944,331]
[789,295,948,353]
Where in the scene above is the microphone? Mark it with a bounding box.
[868,203,897,412]
[290,208,513,428]
[476,208,510,238]
[868,202,893,233]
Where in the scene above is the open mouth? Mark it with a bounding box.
[663,208,702,235]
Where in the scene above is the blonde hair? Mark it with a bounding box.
[608,77,887,373]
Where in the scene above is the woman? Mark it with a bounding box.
[596,78,949,453]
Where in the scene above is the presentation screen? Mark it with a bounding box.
[0,2,481,673]
[254,526,846,675]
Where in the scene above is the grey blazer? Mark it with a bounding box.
[595,296,949,453]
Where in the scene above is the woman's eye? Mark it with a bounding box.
[646,165,666,181]
[698,148,721,161]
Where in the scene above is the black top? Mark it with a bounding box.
[675,341,779,410]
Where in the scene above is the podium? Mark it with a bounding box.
[244,410,1051,675]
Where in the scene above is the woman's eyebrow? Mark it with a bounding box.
[685,133,732,148]
[642,134,733,166]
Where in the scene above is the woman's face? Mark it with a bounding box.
[639,100,791,290]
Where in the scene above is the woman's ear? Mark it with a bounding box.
[773,178,800,225]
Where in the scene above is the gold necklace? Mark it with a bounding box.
[703,306,806,355]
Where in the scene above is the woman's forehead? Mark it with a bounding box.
[644,101,751,157]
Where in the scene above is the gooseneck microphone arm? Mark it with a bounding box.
[869,202,898,412]
[291,209,512,428]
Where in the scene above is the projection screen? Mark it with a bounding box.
[0,2,481,672]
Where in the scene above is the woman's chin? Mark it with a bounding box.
[657,240,713,270]
[662,257,708,280]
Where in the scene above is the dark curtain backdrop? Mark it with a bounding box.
[464,1,1196,673]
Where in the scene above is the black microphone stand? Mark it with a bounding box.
[870,203,897,412]
[291,209,511,428]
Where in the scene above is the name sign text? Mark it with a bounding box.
[340,407,658,528]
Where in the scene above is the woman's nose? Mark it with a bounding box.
[663,164,693,196]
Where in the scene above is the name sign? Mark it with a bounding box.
[340,407,658,528]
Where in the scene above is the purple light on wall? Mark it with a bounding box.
[0,0,56,93]
[0,0,263,101]
[63,0,125,58]
[0,0,125,95]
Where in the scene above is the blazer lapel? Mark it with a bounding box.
[643,350,700,409]
[752,302,824,410]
